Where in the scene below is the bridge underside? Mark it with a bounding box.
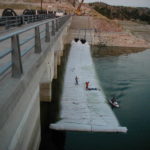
[50,41,127,133]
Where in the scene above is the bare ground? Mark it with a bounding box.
[91,18,150,48]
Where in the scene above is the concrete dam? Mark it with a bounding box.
[0,16,127,150]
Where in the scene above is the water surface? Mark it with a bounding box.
[64,46,150,150]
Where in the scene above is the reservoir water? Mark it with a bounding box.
[64,46,150,150]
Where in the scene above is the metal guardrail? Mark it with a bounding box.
[0,14,56,29]
[0,15,70,78]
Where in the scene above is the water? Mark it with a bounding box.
[64,47,150,150]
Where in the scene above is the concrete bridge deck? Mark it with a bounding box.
[0,16,71,150]
[50,41,127,133]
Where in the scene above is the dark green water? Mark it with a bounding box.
[64,47,150,150]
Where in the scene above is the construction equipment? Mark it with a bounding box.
[75,0,84,16]
[2,8,17,17]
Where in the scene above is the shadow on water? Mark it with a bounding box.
[91,46,146,57]
[39,44,71,150]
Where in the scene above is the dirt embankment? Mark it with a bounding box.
[86,11,150,48]
[81,4,150,48]
[93,30,150,48]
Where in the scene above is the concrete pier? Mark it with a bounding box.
[50,41,127,133]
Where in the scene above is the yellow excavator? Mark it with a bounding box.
[75,0,84,16]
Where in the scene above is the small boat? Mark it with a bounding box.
[109,99,119,108]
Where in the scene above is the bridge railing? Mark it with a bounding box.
[0,14,56,30]
[0,15,70,78]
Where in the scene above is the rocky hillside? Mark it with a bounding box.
[0,0,77,3]
[23,0,77,6]
[0,0,79,10]
[90,2,150,24]
[0,0,78,5]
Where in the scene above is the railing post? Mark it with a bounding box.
[51,20,55,36]
[35,26,42,53]
[45,23,50,42]
[58,19,60,28]
[59,19,61,28]
[5,17,9,29]
[22,16,25,25]
[55,19,58,32]
[11,34,23,78]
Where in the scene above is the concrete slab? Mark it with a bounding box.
[50,41,127,133]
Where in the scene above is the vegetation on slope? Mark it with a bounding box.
[90,2,150,24]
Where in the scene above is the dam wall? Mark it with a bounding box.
[0,16,71,150]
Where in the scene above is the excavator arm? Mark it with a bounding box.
[75,0,84,15]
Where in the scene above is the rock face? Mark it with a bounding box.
[90,2,150,24]
[0,0,79,13]
[0,0,78,6]
[24,0,78,5]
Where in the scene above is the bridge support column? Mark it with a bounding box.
[60,37,64,52]
[55,19,59,32]
[40,82,52,102]
[60,50,63,57]
[40,51,54,102]
[52,20,55,36]
[57,51,62,66]
[35,26,41,53]
[54,51,58,79]
[11,34,23,78]
[45,23,50,42]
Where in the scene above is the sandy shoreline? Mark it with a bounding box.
[91,18,150,48]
